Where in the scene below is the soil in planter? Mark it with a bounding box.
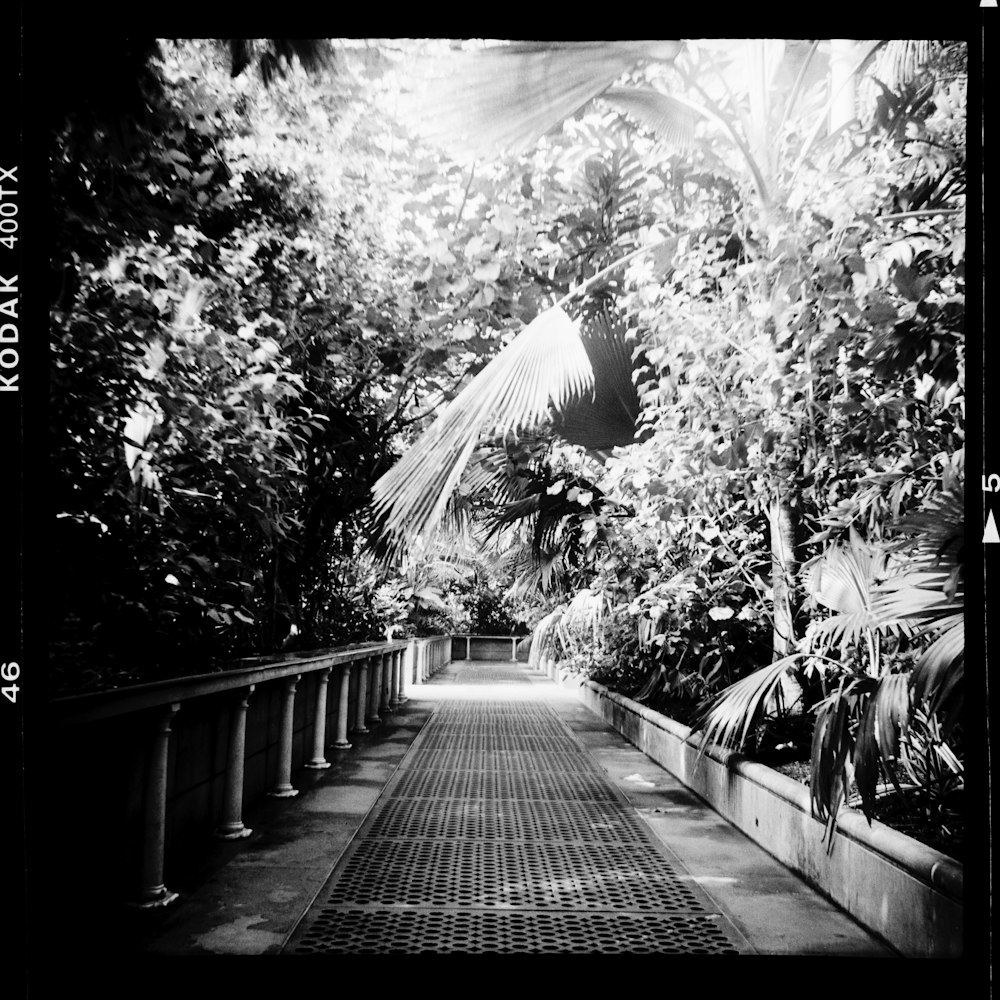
[642,694,703,728]
[763,754,964,863]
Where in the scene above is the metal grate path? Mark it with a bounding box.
[285,659,751,955]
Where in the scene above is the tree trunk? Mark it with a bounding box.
[768,477,805,712]
[768,489,797,659]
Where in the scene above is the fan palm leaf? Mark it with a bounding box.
[872,575,963,627]
[805,532,914,661]
[457,441,544,509]
[874,483,964,722]
[528,609,564,670]
[885,486,964,565]
[550,309,642,450]
[367,302,650,564]
[597,87,700,149]
[367,306,592,563]
[402,40,683,162]
[558,587,608,657]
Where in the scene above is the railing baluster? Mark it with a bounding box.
[305,668,332,769]
[268,675,301,798]
[404,642,415,687]
[365,653,382,726]
[390,649,405,708]
[132,702,181,909]
[351,656,369,735]
[333,662,352,750]
[379,652,392,716]
[215,685,255,840]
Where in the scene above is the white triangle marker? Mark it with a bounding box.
[984,510,1000,543]
[983,0,998,8]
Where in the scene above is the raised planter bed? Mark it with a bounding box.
[553,669,962,959]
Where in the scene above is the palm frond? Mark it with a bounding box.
[884,485,964,568]
[810,682,860,837]
[853,673,910,820]
[550,310,641,450]
[458,442,541,508]
[402,41,682,162]
[807,611,879,652]
[805,533,914,653]
[538,548,571,596]
[483,495,542,542]
[869,40,940,91]
[558,587,608,658]
[528,609,564,670]
[694,654,802,754]
[807,534,878,615]
[878,482,964,734]
[872,576,963,628]
[598,87,700,149]
[873,484,964,629]
[366,305,593,564]
[909,618,964,733]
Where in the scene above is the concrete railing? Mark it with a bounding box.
[451,634,530,662]
[48,638,423,911]
[407,635,452,684]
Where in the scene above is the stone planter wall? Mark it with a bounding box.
[548,665,963,959]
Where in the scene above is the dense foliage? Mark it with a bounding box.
[366,39,967,854]
[49,38,967,858]
[50,41,447,689]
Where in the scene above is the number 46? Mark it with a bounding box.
[2,661,19,703]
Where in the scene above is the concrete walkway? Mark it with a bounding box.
[139,658,894,957]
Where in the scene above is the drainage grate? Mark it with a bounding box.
[397,749,604,773]
[283,659,752,955]
[433,701,553,716]
[417,733,582,753]
[389,768,619,802]
[421,723,577,739]
[366,798,655,843]
[323,840,710,911]
[453,667,530,684]
[290,909,743,955]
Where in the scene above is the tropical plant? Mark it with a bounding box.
[48,39,455,690]
[366,39,964,670]
[696,475,964,841]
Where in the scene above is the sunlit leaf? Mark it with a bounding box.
[367,305,593,563]
[402,41,682,162]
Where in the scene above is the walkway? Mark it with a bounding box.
[143,658,893,956]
